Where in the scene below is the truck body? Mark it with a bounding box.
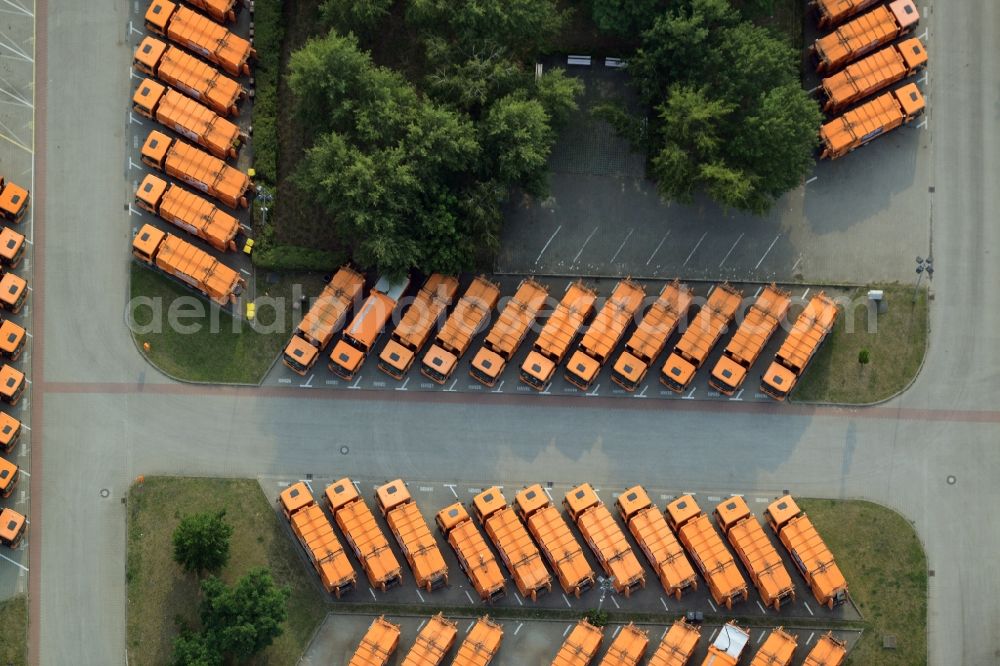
[0,507,25,548]
[647,619,700,666]
[349,616,401,666]
[611,280,693,391]
[551,619,604,666]
[472,486,552,601]
[0,412,22,454]
[665,495,748,609]
[0,273,26,314]
[0,365,23,407]
[520,280,597,390]
[715,496,795,610]
[0,177,29,224]
[378,274,459,380]
[329,276,410,380]
[514,484,595,597]
[749,628,797,666]
[132,224,244,306]
[760,292,839,400]
[802,632,847,666]
[182,0,239,23]
[699,622,750,666]
[141,130,252,208]
[820,39,927,112]
[0,228,25,270]
[820,83,925,159]
[282,266,364,375]
[133,36,244,116]
[325,478,403,591]
[565,279,645,390]
[469,277,548,387]
[598,623,648,666]
[133,78,244,160]
[0,320,25,363]
[278,481,356,598]
[375,479,449,592]
[400,613,457,666]
[563,483,645,597]
[661,283,742,393]
[709,284,790,395]
[813,0,920,73]
[453,616,504,666]
[145,0,255,76]
[435,502,506,603]
[421,275,500,384]
[616,485,697,600]
[0,455,17,498]
[765,495,848,609]
[135,174,239,252]
[814,0,881,28]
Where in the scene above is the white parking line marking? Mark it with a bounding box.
[417,619,427,632]
[756,600,766,614]
[801,288,810,300]
[572,226,599,264]
[514,622,524,636]
[635,385,647,398]
[563,624,572,637]
[543,486,553,501]
[395,377,409,391]
[416,590,425,603]
[492,380,504,393]
[707,598,717,612]
[804,601,814,616]
[806,631,815,645]
[514,592,523,606]
[562,593,572,607]
[718,233,745,267]
[661,626,669,640]
[754,234,781,271]
[758,630,767,643]
[805,176,818,185]
[610,595,619,609]
[683,232,708,266]
[916,118,928,130]
[445,379,458,392]
[445,484,458,498]
[369,588,376,600]
[0,552,27,572]
[609,228,634,263]
[791,256,803,273]
[534,225,562,265]
[660,597,668,611]
[647,231,670,265]
[683,388,696,400]
[466,620,475,632]
[300,374,314,388]
[349,375,363,389]
[587,384,600,396]
[709,628,718,643]
[464,590,474,603]
[18,470,28,477]
[707,496,720,502]
[918,28,927,40]
[729,389,744,401]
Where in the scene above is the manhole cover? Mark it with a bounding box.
[340,446,349,455]
[100,488,110,498]
[946,475,956,485]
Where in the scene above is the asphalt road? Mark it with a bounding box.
[32,1,1000,666]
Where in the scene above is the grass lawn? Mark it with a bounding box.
[129,263,325,384]
[126,477,327,666]
[792,285,929,404]
[0,595,26,665]
[801,499,927,666]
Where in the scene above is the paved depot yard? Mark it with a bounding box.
[261,477,862,624]
[301,613,861,665]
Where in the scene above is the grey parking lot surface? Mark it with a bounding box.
[499,58,931,286]
[301,613,861,666]
[261,475,861,624]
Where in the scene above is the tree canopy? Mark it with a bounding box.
[172,510,233,576]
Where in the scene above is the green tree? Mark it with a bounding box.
[534,68,584,129]
[171,631,221,666]
[482,96,554,195]
[320,0,392,34]
[591,0,667,36]
[200,569,290,660]
[858,349,870,365]
[172,511,233,576]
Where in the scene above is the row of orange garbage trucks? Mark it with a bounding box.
[342,614,846,666]
[279,479,849,612]
[810,0,928,159]
[129,0,256,306]
[284,270,839,401]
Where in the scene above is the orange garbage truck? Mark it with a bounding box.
[599,623,648,666]
[141,130,252,209]
[0,456,17,498]
[133,36,244,116]
[813,0,881,28]
[349,616,401,666]
[820,83,925,160]
[715,496,795,610]
[453,616,504,666]
[278,481,356,598]
[665,495,748,610]
[760,292,839,400]
[182,0,240,23]
[812,0,920,73]
[282,266,364,375]
[661,283,742,393]
[473,486,552,601]
[0,273,26,315]
[749,628,797,666]
[0,177,28,224]
[470,277,549,387]
[700,622,750,666]
[520,280,597,390]
[133,79,244,160]
[135,174,239,252]
[435,502,506,603]
[765,495,848,609]
[0,228,25,270]
[514,484,595,597]
[819,39,927,112]
[802,632,847,666]
[329,276,410,380]
[401,613,458,666]
[0,507,25,548]
[565,278,645,390]
[132,224,244,306]
[0,365,23,407]
[145,0,255,76]
[709,284,790,396]
[375,479,449,592]
[647,619,700,666]
[552,619,604,666]
[325,478,403,591]
[421,275,500,384]
[378,274,459,380]
[0,412,22,454]
[616,485,697,600]
[611,280,693,392]
[563,483,645,598]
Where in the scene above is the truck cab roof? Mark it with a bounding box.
[765,495,801,529]
[134,36,168,72]
[472,486,508,521]
[375,479,411,513]
[135,173,169,211]
[0,507,24,545]
[141,130,172,166]
[283,335,317,372]
[325,477,360,512]
[665,495,701,528]
[279,481,314,516]
[715,496,752,530]
[132,224,167,259]
[0,456,17,491]
[513,484,549,518]
[329,339,364,375]
[563,483,600,518]
[0,320,24,356]
[0,227,24,263]
[0,412,19,450]
[0,181,28,220]
[435,502,470,534]
[616,485,653,520]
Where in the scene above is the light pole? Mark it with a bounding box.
[913,256,933,303]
